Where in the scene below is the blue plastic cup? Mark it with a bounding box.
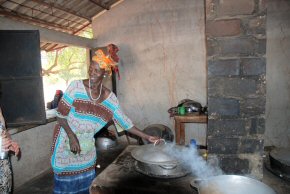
[190,139,197,148]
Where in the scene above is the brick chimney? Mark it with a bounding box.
[205,0,267,179]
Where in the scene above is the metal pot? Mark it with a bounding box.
[190,175,276,194]
[269,148,290,174]
[131,143,190,178]
[134,160,190,178]
[95,137,117,150]
[131,143,181,165]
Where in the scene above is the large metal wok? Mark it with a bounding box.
[131,143,191,178]
[190,175,276,194]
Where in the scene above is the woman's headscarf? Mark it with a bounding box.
[92,44,120,79]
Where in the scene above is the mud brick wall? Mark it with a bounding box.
[205,0,267,179]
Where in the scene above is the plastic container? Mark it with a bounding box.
[190,139,197,148]
[178,106,185,115]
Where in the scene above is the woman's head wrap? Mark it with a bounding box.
[92,44,120,79]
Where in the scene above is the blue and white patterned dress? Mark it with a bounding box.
[51,80,133,193]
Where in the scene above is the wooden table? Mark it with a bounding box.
[174,114,207,145]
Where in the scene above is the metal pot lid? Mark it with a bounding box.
[270,148,290,166]
[131,143,182,165]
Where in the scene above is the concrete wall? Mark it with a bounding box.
[10,121,56,188]
[92,0,207,145]
[265,0,290,147]
[0,16,97,49]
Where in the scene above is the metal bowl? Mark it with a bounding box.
[190,175,276,194]
[95,137,117,150]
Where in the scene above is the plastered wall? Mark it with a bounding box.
[93,0,290,148]
[11,122,55,188]
[265,0,290,147]
[92,0,207,145]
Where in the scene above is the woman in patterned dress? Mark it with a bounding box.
[0,107,20,194]
[51,44,159,194]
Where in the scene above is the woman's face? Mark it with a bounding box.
[88,63,107,80]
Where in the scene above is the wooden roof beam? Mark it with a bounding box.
[0,17,97,49]
[88,0,110,10]
[0,9,75,33]
[47,45,67,52]
[29,0,91,21]
[72,22,91,35]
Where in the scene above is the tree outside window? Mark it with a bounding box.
[41,47,88,107]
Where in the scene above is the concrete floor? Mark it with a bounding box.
[14,146,290,194]
[13,143,127,194]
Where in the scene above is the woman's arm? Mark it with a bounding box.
[1,131,20,156]
[109,93,160,143]
[127,126,159,143]
[57,117,81,154]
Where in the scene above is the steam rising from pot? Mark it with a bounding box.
[162,144,223,179]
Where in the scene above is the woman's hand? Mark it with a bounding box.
[147,136,160,144]
[57,117,81,155]
[1,131,20,156]
[127,126,161,144]
[9,141,20,156]
[68,133,81,155]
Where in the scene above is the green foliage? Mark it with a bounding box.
[79,28,93,39]
[42,46,88,86]
[42,27,93,86]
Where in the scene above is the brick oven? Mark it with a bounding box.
[205,0,267,179]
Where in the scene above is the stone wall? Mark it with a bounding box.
[205,0,267,178]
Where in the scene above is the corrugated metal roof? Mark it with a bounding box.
[0,0,121,51]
